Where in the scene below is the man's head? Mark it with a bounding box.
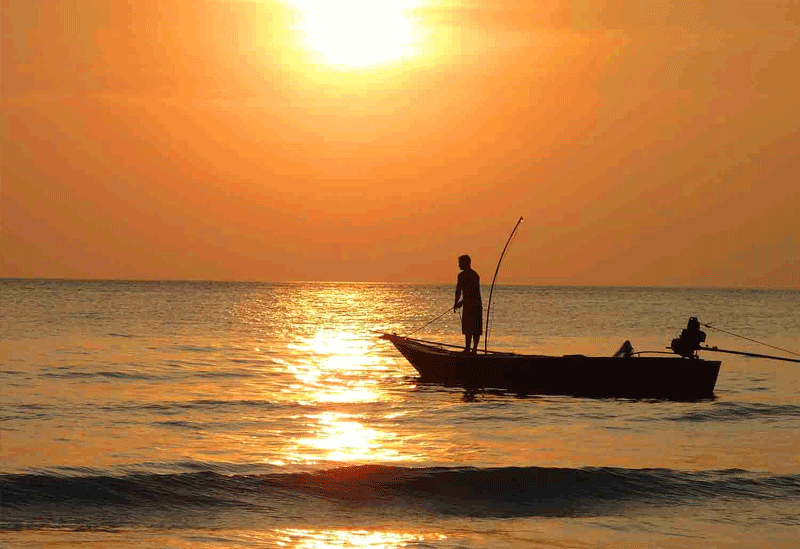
[458,255,471,270]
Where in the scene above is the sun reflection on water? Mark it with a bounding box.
[284,331,394,404]
[260,286,426,467]
[292,412,413,465]
[274,528,447,548]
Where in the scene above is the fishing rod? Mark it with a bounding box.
[484,216,523,352]
[671,317,800,363]
[698,322,800,363]
[699,346,800,363]
[406,304,454,336]
[701,323,800,358]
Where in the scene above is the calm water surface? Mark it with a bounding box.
[1,280,799,548]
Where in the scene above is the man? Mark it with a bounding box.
[453,254,483,353]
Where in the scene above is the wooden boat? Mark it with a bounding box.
[379,331,722,400]
[380,219,795,399]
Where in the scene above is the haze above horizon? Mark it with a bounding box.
[2,1,798,288]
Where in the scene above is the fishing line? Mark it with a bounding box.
[409,217,522,342]
[702,322,799,357]
[406,305,455,336]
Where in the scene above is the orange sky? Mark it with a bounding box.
[2,1,798,287]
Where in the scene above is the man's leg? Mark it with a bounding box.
[464,334,471,352]
[472,335,480,353]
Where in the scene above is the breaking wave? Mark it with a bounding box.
[3,465,799,529]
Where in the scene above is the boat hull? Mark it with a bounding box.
[381,334,721,400]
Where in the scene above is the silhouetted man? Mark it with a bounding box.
[453,255,483,353]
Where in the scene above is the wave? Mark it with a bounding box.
[668,402,800,422]
[109,399,282,412]
[3,465,799,529]
[38,369,258,382]
[40,370,161,381]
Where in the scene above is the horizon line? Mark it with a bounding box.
[2,277,798,292]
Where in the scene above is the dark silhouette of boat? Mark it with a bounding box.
[380,315,800,399]
[379,326,722,400]
[380,219,722,399]
[379,219,795,399]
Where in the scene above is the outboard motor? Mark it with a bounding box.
[671,317,707,358]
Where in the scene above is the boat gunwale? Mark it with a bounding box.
[382,333,722,364]
[382,333,556,359]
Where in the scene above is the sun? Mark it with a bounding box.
[290,1,417,67]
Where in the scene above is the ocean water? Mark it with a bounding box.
[1,279,799,548]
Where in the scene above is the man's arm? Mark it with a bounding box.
[454,277,463,311]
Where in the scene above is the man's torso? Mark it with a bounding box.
[458,269,482,306]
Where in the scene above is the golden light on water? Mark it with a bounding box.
[274,528,447,548]
[276,325,418,465]
[306,332,367,362]
[284,331,390,404]
[294,412,410,464]
[289,1,419,67]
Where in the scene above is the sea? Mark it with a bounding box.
[1,279,799,548]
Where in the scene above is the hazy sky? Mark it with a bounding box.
[2,1,798,287]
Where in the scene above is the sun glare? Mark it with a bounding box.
[283,331,391,404]
[273,528,447,548]
[294,412,411,464]
[290,1,417,67]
